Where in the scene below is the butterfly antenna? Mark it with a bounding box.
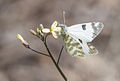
[62,11,66,25]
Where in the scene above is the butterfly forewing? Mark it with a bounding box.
[66,22,104,42]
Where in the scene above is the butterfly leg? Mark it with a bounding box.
[57,45,64,65]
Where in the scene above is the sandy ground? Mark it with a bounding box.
[0,0,120,81]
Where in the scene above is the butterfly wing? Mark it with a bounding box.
[62,33,85,57]
[62,33,98,57]
[66,22,104,42]
[60,22,103,57]
[87,43,98,54]
[67,33,98,55]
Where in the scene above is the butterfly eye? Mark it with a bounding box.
[82,25,86,30]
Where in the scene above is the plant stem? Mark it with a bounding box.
[44,42,67,81]
[28,47,50,57]
[57,45,64,65]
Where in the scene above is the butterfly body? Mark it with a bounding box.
[59,22,104,57]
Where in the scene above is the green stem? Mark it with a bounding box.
[57,45,64,65]
[28,47,50,57]
[44,42,67,81]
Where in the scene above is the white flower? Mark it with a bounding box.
[42,21,61,38]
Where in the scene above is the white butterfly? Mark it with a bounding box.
[59,22,104,57]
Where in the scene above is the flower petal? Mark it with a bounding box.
[53,27,61,32]
[51,21,58,28]
[52,31,58,38]
[42,28,50,33]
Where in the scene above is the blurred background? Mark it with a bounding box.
[0,0,120,81]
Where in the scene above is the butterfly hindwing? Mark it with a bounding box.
[68,35,98,55]
[87,43,98,55]
[62,33,98,57]
[62,33,85,57]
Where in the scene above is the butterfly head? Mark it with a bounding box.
[58,24,67,35]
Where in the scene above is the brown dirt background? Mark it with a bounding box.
[0,0,120,81]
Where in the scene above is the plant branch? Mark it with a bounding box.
[28,46,50,57]
[57,45,64,65]
[43,36,67,81]
[44,34,49,43]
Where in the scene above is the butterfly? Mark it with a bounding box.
[58,22,104,57]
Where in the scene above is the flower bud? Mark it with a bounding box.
[39,24,43,29]
[17,34,29,48]
[30,29,37,36]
